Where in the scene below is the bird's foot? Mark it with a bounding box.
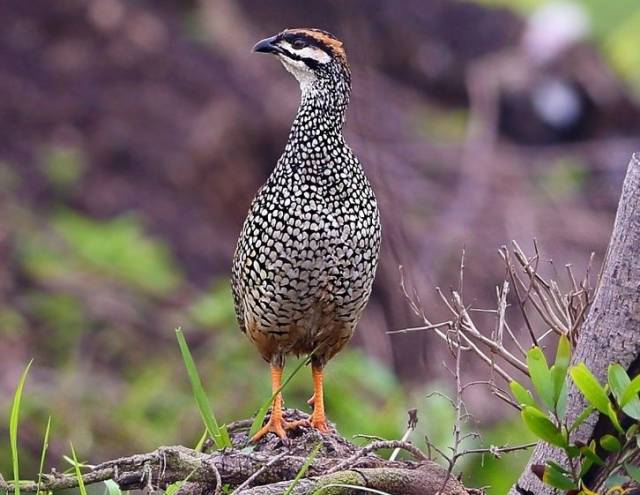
[310,413,331,433]
[307,393,315,406]
[251,416,310,442]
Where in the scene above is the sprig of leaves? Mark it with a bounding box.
[510,337,640,493]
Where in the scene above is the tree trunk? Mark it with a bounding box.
[512,153,640,494]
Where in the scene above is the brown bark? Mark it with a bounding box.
[512,153,640,494]
[236,465,467,495]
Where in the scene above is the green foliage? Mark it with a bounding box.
[54,211,182,295]
[536,157,589,201]
[570,363,610,415]
[36,416,52,495]
[526,347,555,411]
[18,210,181,296]
[511,339,640,493]
[41,146,86,191]
[542,461,577,491]
[176,327,231,449]
[510,381,535,407]
[103,479,123,495]
[608,364,640,420]
[69,443,88,495]
[521,406,566,448]
[10,360,33,495]
[188,283,237,328]
[284,442,322,495]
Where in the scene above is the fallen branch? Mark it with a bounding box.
[3,410,470,495]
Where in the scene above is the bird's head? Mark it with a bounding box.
[253,28,351,95]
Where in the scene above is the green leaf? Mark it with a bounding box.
[176,328,230,449]
[609,364,640,419]
[577,441,604,467]
[551,336,571,403]
[194,427,208,452]
[36,416,52,495]
[607,401,624,435]
[521,406,567,448]
[625,463,640,483]
[103,480,122,495]
[579,456,594,479]
[542,463,578,490]
[546,460,570,474]
[69,443,88,495]
[509,381,536,407]
[527,347,555,410]
[284,443,322,495]
[10,359,33,495]
[165,468,198,495]
[621,374,640,408]
[555,380,568,419]
[579,441,601,478]
[570,363,610,414]
[600,434,622,452]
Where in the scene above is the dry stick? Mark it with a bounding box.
[435,326,465,495]
[211,459,222,495]
[389,409,418,462]
[451,291,529,374]
[503,321,527,357]
[460,380,520,410]
[387,321,453,335]
[500,247,538,347]
[494,281,508,347]
[230,452,288,494]
[326,441,427,474]
[459,442,537,458]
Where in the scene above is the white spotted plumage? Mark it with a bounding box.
[231,29,381,369]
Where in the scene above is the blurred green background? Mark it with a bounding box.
[1,0,639,493]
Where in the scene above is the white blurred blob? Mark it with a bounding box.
[532,78,582,129]
[522,1,591,65]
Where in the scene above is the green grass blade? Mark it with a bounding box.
[194,427,209,452]
[36,416,52,495]
[69,442,88,495]
[9,359,33,495]
[249,355,313,438]
[283,442,322,495]
[175,327,230,449]
[165,468,197,495]
[103,479,123,495]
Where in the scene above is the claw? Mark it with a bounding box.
[251,416,308,442]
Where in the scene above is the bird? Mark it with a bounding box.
[231,28,381,442]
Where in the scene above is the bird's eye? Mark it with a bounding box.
[291,39,308,50]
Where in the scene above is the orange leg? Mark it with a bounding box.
[251,365,308,442]
[310,365,330,432]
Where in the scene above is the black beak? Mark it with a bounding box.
[252,35,279,54]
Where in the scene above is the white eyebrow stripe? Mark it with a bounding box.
[279,41,331,64]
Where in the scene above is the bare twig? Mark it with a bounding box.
[327,441,427,474]
[389,409,418,461]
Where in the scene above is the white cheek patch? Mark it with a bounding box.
[279,56,317,92]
